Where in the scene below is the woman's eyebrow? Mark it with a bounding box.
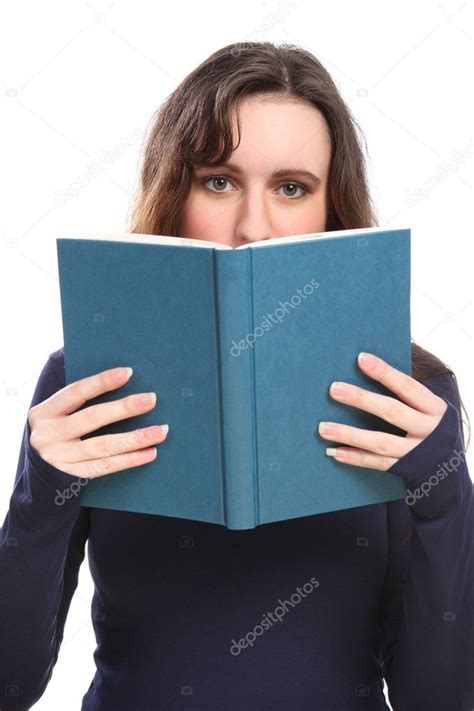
[195,161,321,185]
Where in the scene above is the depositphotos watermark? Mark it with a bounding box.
[405,446,466,506]
[230,0,304,57]
[229,576,319,656]
[54,428,147,506]
[404,140,472,208]
[53,128,143,207]
[230,278,319,357]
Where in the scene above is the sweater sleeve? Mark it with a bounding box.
[380,371,474,711]
[0,350,89,710]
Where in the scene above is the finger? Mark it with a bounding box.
[64,445,159,480]
[48,425,169,464]
[319,422,416,459]
[328,446,398,472]
[63,391,157,441]
[330,383,429,437]
[357,352,447,415]
[35,366,135,419]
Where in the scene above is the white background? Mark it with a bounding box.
[0,0,472,708]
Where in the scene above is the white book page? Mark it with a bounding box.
[242,225,400,248]
[58,232,232,249]
[58,226,408,249]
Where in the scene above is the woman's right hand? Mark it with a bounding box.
[27,366,169,479]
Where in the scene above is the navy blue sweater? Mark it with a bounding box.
[0,347,473,710]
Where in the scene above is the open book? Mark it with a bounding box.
[56,226,411,529]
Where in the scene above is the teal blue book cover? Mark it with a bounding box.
[56,226,411,530]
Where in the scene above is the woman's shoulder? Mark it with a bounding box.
[46,345,65,385]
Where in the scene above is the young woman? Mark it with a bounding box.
[1,42,472,711]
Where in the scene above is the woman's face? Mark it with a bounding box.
[179,95,332,248]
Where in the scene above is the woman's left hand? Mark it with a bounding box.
[318,351,448,471]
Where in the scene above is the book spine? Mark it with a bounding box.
[214,249,257,529]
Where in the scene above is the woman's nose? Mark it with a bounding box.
[234,193,272,244]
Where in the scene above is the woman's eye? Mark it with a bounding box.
[279,182,308,199]
[203,176,233,193]
[202,176,309,200]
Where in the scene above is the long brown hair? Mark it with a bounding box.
[127,41,470,450]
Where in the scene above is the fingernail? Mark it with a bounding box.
[160,424,169,437]
[358,352,376,368]
[319,422,338,435]
[330,382,346,396]
[326,448,338,457]
[113,367,133,381]
[139,392,156,407]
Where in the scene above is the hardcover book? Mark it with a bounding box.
[56,226,411,529]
